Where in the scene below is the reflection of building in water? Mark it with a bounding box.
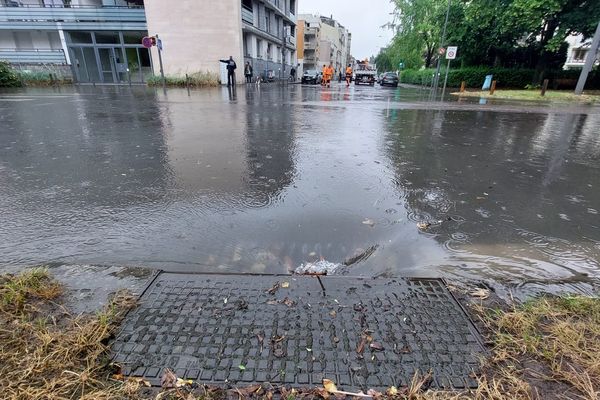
[160,88,296,207]
[244,89,296,204]
[0,88,170,209]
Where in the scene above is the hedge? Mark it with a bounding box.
[0,61,22,87]
[399,66,600,89]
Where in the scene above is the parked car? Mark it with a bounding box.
[301,70,322,84]
[380,72,399,87]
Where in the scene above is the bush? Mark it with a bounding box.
[147,71,220,87]
[400,66,600,89]
[0,61,22,87]
[18,71,71,86]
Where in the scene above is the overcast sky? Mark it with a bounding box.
[298,0,396,59]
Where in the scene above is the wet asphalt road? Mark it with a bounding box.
[0,84,599,292]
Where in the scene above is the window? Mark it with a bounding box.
[94,32,120,44]
[265,14,270,33]
[289,0,295,14]
[242,0,252,9]
[123,31,147,45]
[267,43,272,60]
[67,32,92,44]
[257,39,263,58]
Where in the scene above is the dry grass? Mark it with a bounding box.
[0,268,140,400]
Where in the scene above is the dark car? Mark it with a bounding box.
[380,72,399,87]
[301,69,322,84]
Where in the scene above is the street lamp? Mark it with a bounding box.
[432,0,451,99]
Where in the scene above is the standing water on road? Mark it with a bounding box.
[0,86,599,291]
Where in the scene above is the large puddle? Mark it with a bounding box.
[0,85,599,292]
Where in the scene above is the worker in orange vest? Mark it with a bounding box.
[324,63,334,88]
[321,64,328,86]
[345,63,353,87]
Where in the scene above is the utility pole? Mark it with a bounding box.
[575,21,600,95]
[432,0,451,99]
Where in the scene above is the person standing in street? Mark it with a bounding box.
[244,61,253,83]
[321,64,327,87]
[324,63,334,88]
[345,63,353,87]
[219,56,237,86]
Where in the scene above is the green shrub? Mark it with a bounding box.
[0,61,23,87]
[400,66,600,89]
[17,71,71,86]
[147,71,220,87]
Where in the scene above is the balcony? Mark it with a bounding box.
[0,5,146,31]
[0,48,66,64]
[304,41,317,50]
[304,27,318,36]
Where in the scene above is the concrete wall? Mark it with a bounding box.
[144,0,244,78]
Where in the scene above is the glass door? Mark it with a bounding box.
[98,48,117,83]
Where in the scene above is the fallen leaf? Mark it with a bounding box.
[266,299,278,305]
[223,297,228,304]
[362,218,375,227]
[315,388,330,399]
[370,342,384,351]
[323,378,338,393]
[333,336,339,343]
[266,282,280,295]
[112,373,124,381]
[329,310,337,318]
[367,389,383,399]
[306,347,312,352]
[161,368,177,389]
[239,364,246,370]
[387,386,398,396]
[176,378,194,387]
[127,377,151,387]
[281,281,290,288]
[417,222,431,230]
[282,297,296,307]
[471,288,490,299]
[356,337,366,354]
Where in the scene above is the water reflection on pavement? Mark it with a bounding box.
[0,84,599,294]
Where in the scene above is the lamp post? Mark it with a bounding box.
[575,21,600,95]
[432,0,451,99]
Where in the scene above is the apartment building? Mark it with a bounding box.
[144,0,297,82]
[296,14,350,76]
[0,0,297,84]
[0,0,149,83]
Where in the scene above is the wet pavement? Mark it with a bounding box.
[0,84,599,294]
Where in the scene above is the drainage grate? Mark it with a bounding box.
[112,273,485,390]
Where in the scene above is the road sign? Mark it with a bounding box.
[446,46,458,59]
[438,47,446,55]
[142,36,155,48]
[157,38,163,51]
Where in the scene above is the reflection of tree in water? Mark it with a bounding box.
[0,89,170,209]
[243,89,296,206]
[382,109,600,267]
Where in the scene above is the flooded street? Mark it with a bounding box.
[1,85,599,291]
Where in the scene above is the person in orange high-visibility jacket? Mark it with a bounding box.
[321,64,328,86]
[345,64,353,87]
[324,63,334,87]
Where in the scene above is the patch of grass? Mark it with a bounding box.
[147,71,220,87]
[0,268,62,312]
[452,89,600,104]
[0,269,139,399]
